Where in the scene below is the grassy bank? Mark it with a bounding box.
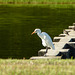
[0,4,75,58]
[0,59,75,75]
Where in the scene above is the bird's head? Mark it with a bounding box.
[31,28,41,35]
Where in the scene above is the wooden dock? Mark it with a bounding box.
[30,23,75,59]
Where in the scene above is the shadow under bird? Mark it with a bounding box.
[31,28,55,54]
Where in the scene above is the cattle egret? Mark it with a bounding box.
[31,29,55,54]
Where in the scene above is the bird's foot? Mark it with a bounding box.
[44,53,47,57]
[44,54,46,57]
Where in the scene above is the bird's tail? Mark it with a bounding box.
[52,45,55,50]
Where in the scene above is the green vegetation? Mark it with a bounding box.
[0,59,75,75]
[0,0,75,3]
[0,4,75,58]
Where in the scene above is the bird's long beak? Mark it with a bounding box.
[31,31,35,35]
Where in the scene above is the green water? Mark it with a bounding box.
[0,5,75,58]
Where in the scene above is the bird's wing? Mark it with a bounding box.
[42,32,55,50]
[42,39,46,47]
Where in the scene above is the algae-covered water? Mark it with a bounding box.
[0,4,75,58]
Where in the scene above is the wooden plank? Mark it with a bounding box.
[30,56,61,60]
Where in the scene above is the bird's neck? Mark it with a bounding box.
[37,32,42,38]
[37,32,41,36]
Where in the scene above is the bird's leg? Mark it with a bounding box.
[46,47,48,53]
[44,47,48,57]
[44,47,51,56]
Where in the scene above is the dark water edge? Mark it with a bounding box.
[0,5,75,59]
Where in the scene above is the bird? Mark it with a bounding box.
[31,28,55,54]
